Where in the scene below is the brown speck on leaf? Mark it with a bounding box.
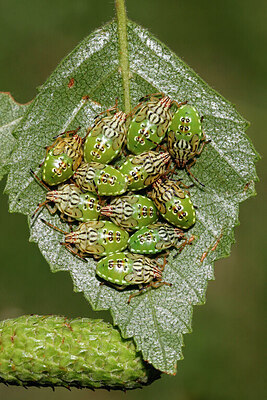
[64,321,73,331]
[68,78,75,88]
[10,331,16,343]
[244,181,251,191]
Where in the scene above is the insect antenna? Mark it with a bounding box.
[60,243,87,262]
[172,100,188,109]
[40,218,68,235]
[139,92,165,102]
[30,168,50,191]
[53,126,81,140]
[31,200,50,219]
[185,165,205,187]
[93,100,119,120]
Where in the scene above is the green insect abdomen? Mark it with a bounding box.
[73,162,128,196]
[127,96,173,155]
[84,112,127,164]
[101,195,158,230]
[77,192,101,221]
[42,132,83,185]
[128,227,160,254]
[46,184,101,222]
[96,252,161,286]
[167,104,203,167]
[128,223,184,254]
[151,180,196,229]
[65,221,129,256]
[42,151,74,186]
[51,134,83,170]
[119,151,170,191]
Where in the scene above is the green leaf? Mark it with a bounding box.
[4,21,259,374]
[0,92,29,181]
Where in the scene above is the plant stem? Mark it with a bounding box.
[115,0,131,114]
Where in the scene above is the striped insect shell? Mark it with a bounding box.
[151,179,196,229]
[42,151,74,186]
[42,129,83,185]
[63,220,129,257]
[73,162,128,196]
[127,95,173,154]
[96,252,162,287]
[167,104,206,168]
[84,111,127,164]
[100,194,158,230]
[128,222,185,254]
[45,184,102,222]
[119,151,170,191]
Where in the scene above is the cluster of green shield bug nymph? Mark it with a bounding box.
[31,94,208,302]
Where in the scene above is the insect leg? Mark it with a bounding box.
[30,168,50,191]
[61,243,87,262]
[53,126,81,140]
[185,160,205,188]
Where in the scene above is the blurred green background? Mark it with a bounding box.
[0,0,265,399]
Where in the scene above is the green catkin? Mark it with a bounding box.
[0,315,160,390]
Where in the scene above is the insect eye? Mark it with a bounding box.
[180,117,185,122]
[183,212,187,217]
[173,209,178,214]
[180,126,184,131]
[185,126,189,131]
[178,206,182,210]
[186,118,190,123]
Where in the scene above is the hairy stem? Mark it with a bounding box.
[115,0,131,114]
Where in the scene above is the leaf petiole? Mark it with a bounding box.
[115,0,131,113]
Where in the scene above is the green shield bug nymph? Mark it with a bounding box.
[128,222,192,254]
[31,170,101,222]
[41,220,129,258]
[127,95,173,154]
[42,127,83,185]
[119,151,171,191]
[167,104,210,186]
[96,252,172,303]
[73,162,128,196]
[150,179,196,229]
[84,108,127,164]
[100,194,158,230]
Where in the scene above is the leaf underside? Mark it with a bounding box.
[0,93,29,181]
[4,21,259,374]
